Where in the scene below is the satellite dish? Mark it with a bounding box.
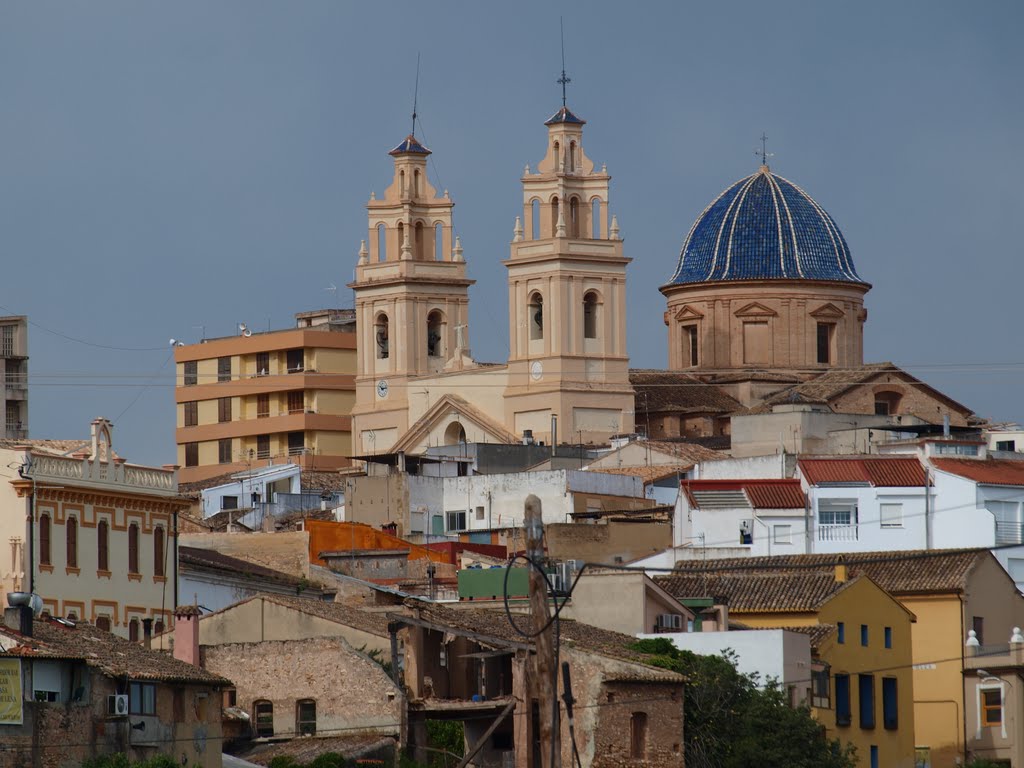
[238,323,252,338]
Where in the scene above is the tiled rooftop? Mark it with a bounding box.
[683,479,805,509]
[799,456,926,487]
[931,458,1024,487]
[630,369,742,414]
[656,571,856,613]
[0,617,227,684]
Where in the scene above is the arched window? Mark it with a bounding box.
[569,197,580,238]
[97,519,109,572]
[297,699,317,736]
[434,223,444,261]
[66,611,78,622]
[630,712,648,759]
[874,391,903,416]
[375,314,390,360]
[376,223,386,262]
[399,169,406,197]
[39,514,51,566]
[591,198,601,239]
[531,199,540,240]
[528,293,544,341]
[66,517,78,569]
[95,616,111,632]
[128,523,140,574]
[427,310,445,358]
[583,292,599,339]
[414,221,424,260]
[397,222,405,253]
[551,196,560,235]
[254,700,274,737]
[553,141,560,171]
[413,168,420,198]
[154,526,165,578]
[129,618,139,643]
[568,140,576,173]
[444,422,467,446]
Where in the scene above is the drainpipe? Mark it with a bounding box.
[923,464,931,550]
[172,510,180,612]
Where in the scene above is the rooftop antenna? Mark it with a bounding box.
[756,132,774,168]
[411,52,421,137]
[325,283,338,305]
[558,18,571,107]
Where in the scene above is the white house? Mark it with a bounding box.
[198,463,343,528]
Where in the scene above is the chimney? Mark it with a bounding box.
[3,606,33,637]
[834,563,849,583]
[173,605,202,666]
[142,618,153,649]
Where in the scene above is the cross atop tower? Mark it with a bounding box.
[755,132,774,168]
[558,18,571,107]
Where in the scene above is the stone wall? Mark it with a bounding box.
[181,530,310,577]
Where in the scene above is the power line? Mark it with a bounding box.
[0,303,167,352]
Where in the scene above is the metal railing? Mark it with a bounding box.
[817,524,859,542]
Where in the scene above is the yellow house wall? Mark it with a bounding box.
[315,389,356,415]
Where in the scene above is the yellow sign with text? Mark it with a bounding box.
[0,658,23,725]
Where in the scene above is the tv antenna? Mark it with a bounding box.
[325,283,338,305]
[756,132,774,167]
[558,18,571,107]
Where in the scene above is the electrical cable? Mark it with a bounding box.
[0,302,167,352]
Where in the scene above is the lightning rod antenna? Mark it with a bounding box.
[411,52,421,137]
[558,18,571,107]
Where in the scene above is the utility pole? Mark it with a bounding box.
[525,494,558,768]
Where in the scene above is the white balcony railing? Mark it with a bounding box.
[817,524,859,542]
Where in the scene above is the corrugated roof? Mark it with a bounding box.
[931,458,1024,487]
[684,479,805,509]
[669,548,988,595]
[656,572,855,613]
[799,457,926,487]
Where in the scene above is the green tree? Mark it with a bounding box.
[630,638,856,768]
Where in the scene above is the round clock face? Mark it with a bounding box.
[530,361,543,381]
[376,380,389,399]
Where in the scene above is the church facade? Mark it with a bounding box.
[349,107,634,455]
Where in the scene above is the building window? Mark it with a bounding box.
[221,496,239,511]
[683,325,699,367]
[287,431,304,456]
[874,391,902,416]
[528,293,543,341]
[217,356,231,382]
[935,443,979,456]
[256,352,270,376]
[66,516,78,568]
[583,292,599,339]
[296,699,317,736]
[223,688,237,708]
[154,619,165,635]
[95,616,111,632]
[1,325,12,356]
[39,514,51,565]
[884,626,892,649]
[184,401,198,427]
[996,439,1017,452]
[287,390,304,414]
[882,678,898,729]
[254,700,274,737]
[773,524,792,544]
[183,361,197,386]
[154,527,165,578]
[870,746,879,768]
[218,397,232,423]
[257,393,270,418]
[972,617,984,646]
[375,315,390,359]
[475,506,485,521]
[630,712,648,760]
[286,348,304,373]
[811,665,831,708]
[128,523,140,574]
[427,310,445,357]
[837,622,845,644]
[988,501,1022,545]
[218,438,232,464]
[742,321,769,365]
[818,501,858,541]
[446,511,467,532]
[129,618,140,643]
[914,748,930,768]
[880,503,903,528]
[129,681,156,714]
[861,624,869,647]
[816,322,834,364]
[184,442,199,467]
[859,674,875,729]
[981,688,1003,727]
[835,674,851,726]
[97,519,109,572]
[257,434,270,460]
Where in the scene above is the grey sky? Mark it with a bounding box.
[1,1,1021,465]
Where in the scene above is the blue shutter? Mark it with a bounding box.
[835,674,851,726]
[882,678,898,729]
[859,674,876,728]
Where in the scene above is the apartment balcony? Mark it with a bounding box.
[817,524,859,542]
[4,425,27,440]
[995,521,1024,546]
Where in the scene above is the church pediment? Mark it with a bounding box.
[673,305,705,321]
[810,302,845,319]
[733,302,778,318]
[391,394,518,454]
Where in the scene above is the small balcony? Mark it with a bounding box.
[995,521,1024,546]
[817,524,859,542]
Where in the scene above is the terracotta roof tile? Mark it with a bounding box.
[629,369,742,414]
[637,440,727,464]
[0,618,227,684]
[655,571,855,613]
[799,457,926,487]
[590,465,689,484]
[931,458,1024,486]
[683,479,805,509]
[773,624,836,651]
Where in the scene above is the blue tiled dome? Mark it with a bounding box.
[668,167,864,285]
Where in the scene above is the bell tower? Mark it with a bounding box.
[349,134,474,454]
[503,107,634,445]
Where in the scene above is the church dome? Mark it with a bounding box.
[668,166,864,285]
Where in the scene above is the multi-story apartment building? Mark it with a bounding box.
[0,417,188,640]
[174,309,357,483]
[0,316,28,440]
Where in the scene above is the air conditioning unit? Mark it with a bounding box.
[656,613,683,631]
[108,694,129,717]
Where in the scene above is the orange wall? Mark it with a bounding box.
[305,520,448,567]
